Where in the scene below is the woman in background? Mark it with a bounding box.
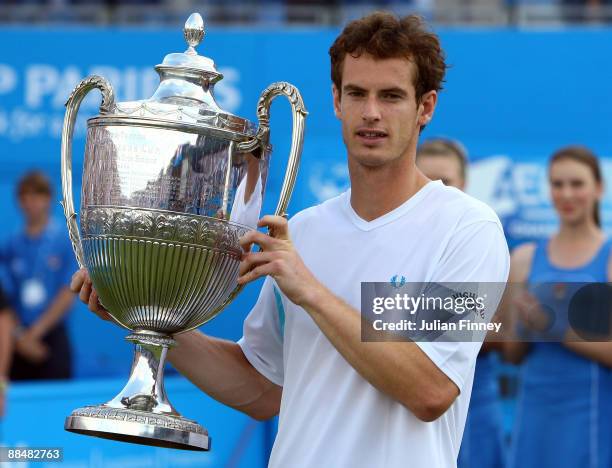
[506,146,612,468]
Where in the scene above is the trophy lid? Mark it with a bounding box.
[93,12,255,140]
[155,12,223,86]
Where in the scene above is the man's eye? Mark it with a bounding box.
[347,91,363,97]
[383,93,401,100]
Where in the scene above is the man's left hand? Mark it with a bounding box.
[238,215,323,307]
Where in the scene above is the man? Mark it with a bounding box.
[1,171,76,381]
[73,12,509,467]
[416,138,467,190]
[0,283,13,417]
[417,139,507,468]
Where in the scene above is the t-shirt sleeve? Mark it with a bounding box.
[237,276,285,386]
[415,218,510,392]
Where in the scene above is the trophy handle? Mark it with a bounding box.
[238,82,308,217]
[60,75,115,268]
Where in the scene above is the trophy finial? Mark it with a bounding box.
[184,13,204,55]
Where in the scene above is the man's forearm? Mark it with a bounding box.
[302,285,458,421]
[168,330,281,420]
[29,287,74,339]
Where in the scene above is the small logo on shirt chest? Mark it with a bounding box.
[390,275,406,288]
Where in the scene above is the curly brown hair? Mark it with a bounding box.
[329,12,447,103]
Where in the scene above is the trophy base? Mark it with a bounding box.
[65,405,210,451]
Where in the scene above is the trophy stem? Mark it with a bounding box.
[64,330,210,450]
[105,331,177,414]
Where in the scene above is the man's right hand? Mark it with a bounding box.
[70,269,112,322]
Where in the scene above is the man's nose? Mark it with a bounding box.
[361,96,381,122]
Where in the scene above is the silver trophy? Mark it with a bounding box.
[61,13,307,451]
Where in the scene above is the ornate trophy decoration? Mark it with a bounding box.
[61,12,307,451]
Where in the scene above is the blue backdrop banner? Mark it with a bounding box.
[1,26,611,379]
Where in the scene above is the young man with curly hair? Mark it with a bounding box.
[73,12,509,467]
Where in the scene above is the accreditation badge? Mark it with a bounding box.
[21,278,47,308]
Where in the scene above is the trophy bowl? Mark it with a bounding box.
[61,13,306,451]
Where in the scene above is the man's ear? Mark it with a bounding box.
[417,90,437,128]
[332,84,342,120]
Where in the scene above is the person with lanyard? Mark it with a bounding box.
[1,171,76,381]
[505,146,612,468]
[72,12,510,467]
[0,282,14,418]
[417,138,507,468]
